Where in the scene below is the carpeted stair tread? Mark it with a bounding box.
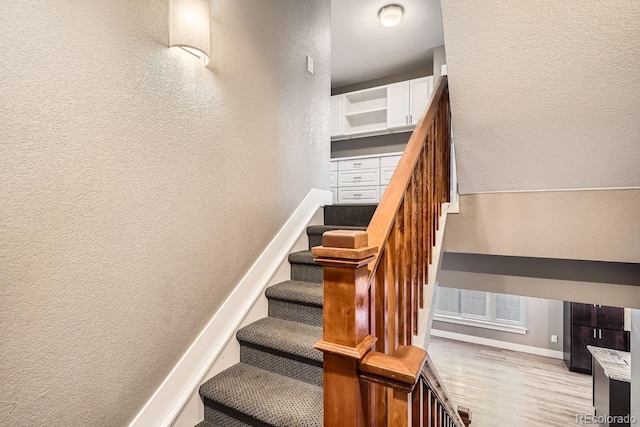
[265,280,322,306]
[288,250,316,265]
[236,317,322,362]
[199,363,323,427]
[194,421,215,427]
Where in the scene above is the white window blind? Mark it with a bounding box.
[435,287,526,331]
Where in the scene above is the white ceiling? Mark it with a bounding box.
[442,0,640,194]
[331,0,444,88]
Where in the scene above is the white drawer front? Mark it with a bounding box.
[331,188,338,204]
[381,155,402,168]
[338,157,380,171]
[330,171,337,187]
[330,161,337,172]
[338,187,380,204]
[338,169,380,187]
[381,166,396,185]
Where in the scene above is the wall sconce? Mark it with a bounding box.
[169,0,211,65]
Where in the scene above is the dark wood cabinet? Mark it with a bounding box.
[571,325,596,372]
[597,306,625,331]
[563,302,626,374]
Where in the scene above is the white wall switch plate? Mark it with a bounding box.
[551,335,558,343]
[307,55,314,74]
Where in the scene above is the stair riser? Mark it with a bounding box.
[203,399,270,427]
[308,234,323,249]
[290,263,323,283]
[239,344,322,387]
[323,205,377,227]
[268,300,322,327]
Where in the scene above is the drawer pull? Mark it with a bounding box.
[354,194,362,197]
[354,176,362,180]
[353,163,362,167]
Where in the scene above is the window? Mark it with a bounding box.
[434,287,527,334]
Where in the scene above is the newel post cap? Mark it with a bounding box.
[311,230,378,267]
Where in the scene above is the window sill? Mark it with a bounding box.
[433,314,528,335]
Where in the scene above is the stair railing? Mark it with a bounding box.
[314,76,470,426]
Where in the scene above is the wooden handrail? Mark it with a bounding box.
[420,354,468,427]
[314,76,464,426]
[366,76,449,277]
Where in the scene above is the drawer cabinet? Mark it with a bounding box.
[338,157,380,171]
[338,187,380,203]
[381,155,402,168]
[338,169,380,187]
[330,153,402,204]
[381,167,395,185]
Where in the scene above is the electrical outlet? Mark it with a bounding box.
[551,335,558,343]
[307,55,314,74]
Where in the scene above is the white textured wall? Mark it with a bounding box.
[441,0,640,193]
[0,1,330,425]
[445,190,640,263]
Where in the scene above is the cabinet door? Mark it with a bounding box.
[386,81,410,128]
[571,325,596,372]
[330,95,344,137]
[598,328,626,351]
[409,77,433,125]
[596,306,624,330]
[572,303,596,327]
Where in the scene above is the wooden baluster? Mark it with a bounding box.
[422,144,430,269]
[396,204,406,346]
[403,189,412,344]
[423,385,430,427]
[411,176,419,335]
[417,155,425,308]
[412,379,423,427]
[312,230,378,427]
[387,227,398,353]
[431,393,438,427]
[431,122,437,249]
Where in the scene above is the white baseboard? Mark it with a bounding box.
[430,329,564,360]
[128,189,333,427]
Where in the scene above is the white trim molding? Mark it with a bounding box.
[434,314,528,335]
[431,329,563,360]
[128,189,333,427]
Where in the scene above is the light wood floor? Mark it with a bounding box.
[428,336,593,427]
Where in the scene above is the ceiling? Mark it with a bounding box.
[331,0,444,88]
[442,0,640,194]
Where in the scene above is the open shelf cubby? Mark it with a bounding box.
[344,86,387,135]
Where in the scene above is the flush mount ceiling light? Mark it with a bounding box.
[169,0,211,65]
[378,4,404,27]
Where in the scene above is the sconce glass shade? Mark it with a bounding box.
[169,0,211,65]
[378,4,404,27]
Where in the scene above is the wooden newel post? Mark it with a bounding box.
[312,230,378,427]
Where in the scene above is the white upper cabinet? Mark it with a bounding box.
[386,81,410,129]
[409,77,434,125]
[330,76,434,140]
[330,95,344,137]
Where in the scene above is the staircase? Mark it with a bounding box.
[195,204,377,427]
